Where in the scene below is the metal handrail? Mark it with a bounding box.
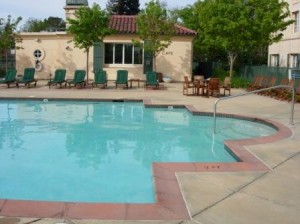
[213,85,295,133]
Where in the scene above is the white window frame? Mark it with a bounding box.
[104,43,143,66]
[289,54,299,68]
[270,54,279,67]
[293,11,299,33]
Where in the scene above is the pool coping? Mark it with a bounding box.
[0,98,293,220]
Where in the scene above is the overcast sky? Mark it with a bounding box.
[0,0,197,28]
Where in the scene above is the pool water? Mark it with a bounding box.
[0,100,276,203]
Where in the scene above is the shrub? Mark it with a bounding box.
[213,67,250,88]
[231,76,250,88]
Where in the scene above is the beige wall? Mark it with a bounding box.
[16,32,194,82]
[156,36,193,81]
[16,32,88,79]
[268,0,300,67]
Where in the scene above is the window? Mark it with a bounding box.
[104,43,143,65]
[115,44,123,64]
[104,44,113,64]
[34,49,42,59]
[288,54,300,68]
[293,11,299,33]
[33,49,45,61]
[270,54,279,67]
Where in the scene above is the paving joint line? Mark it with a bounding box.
[191,150,300,218]
[271,150,300,170]
[190,171,267,218]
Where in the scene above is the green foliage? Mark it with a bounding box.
[0,15,22,72]
[107,0,140,15]
[176,1,226,62]
[178,0,293,76]
[230,76,250,88]
[212,67,229,80]
[213,67,249,88]
[67,4,112,51]
[21,17,66,32]
[106,0,117,14]
[44,17,66,31]
[67,3,113,82]
[21,18,46,32]
[135,0,175,70]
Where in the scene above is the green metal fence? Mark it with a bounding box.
[240,65,300,90]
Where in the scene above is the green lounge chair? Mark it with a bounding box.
[67,70,86,88]
[115,70,128,88]
[16,68,37,88]
[145,71,159,89]
[92,70,107,88]
[0,69,17,88]
[48,69,66,88]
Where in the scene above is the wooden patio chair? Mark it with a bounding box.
[206,78,220,97]
[221,76,231,96]
[247,75,262,91]
[183,75,196,95]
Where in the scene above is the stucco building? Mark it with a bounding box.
[268,0,300,77]
[16,0,196,82]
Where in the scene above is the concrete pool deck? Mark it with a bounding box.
[0,81,299,224]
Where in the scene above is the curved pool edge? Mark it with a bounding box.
[0,98,294,220]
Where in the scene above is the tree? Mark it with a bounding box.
[197,0,293,77]
[67,3,113,84]
[44,17,66,31]
[135,0,175,71]
[107,0,140,15]
[124,0,140,15]
[21,18,46,32]
[21,17,66,32]
[0,15,22,72]
[175,3,227,63]
[106,0,118,14]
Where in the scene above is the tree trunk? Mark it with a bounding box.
[153,56,156,72]
[86,48,89,85]
[228,52,237,78]
[5,50,8,72]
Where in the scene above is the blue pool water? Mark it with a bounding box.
[0,100,276,203]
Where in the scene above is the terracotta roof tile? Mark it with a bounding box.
[109,15,196,36]
[174,24,197,36]
[109,15,136,34]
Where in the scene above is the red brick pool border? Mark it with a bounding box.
[0,99,293,220]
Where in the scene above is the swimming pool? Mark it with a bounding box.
[0,100,276,203]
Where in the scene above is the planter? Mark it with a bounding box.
[163,76,172,83]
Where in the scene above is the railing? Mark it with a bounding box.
[213,85,295,133]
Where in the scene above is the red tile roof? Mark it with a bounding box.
[109,15,197,36]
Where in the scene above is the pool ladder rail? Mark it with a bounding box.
[213,85,295,134]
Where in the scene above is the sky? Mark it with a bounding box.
[0,0,197,28]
